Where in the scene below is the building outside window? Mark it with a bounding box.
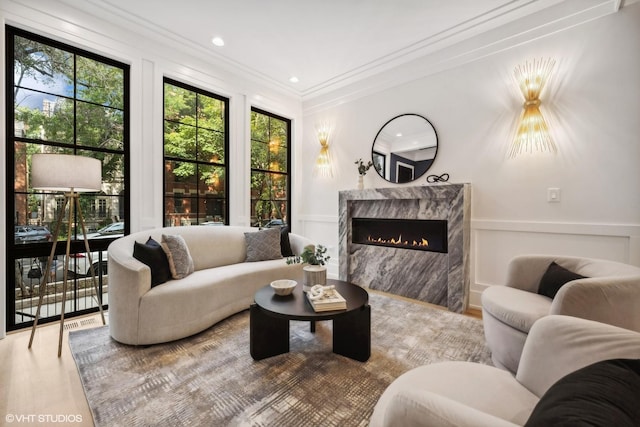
[250,108,291,229]
[98,199,107,218]
[6,26,129,330]
[163,78,229,226]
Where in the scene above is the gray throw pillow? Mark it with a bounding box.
[161,234,195,279]
[245,228,283,262]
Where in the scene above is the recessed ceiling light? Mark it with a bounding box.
[211,37,225,47]
[396,132,403,137]
[289,76,299,83]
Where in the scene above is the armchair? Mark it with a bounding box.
[481,255,640,373]
[369,315,640,427]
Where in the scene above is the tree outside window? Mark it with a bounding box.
[163,79,229,226]
[250,108,291,229]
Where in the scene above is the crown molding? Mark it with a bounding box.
[302,0,623,114]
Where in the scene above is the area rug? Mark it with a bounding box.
[70,292,492,426]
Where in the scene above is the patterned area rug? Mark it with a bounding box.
[69,292,492,426]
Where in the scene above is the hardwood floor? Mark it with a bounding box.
[466,307,482,319]
[0,314,104,427]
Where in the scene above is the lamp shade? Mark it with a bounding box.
[31,154,102,192]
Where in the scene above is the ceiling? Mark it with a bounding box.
[57,0,625,100]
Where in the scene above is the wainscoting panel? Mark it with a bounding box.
[297,215,340,279]
[470,220,640,309]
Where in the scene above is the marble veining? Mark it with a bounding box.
[339,184,470,312]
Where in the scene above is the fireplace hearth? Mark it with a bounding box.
[352,218,447,253]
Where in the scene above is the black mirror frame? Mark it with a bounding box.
[371,113,438,184]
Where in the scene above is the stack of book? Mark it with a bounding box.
[306,287,347,312]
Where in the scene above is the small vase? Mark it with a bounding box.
[357,175,364,190]
[303,265,327,291]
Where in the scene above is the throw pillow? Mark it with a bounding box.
[245,227,283,262]
[280,226,294,257]
[161,234,195,279]
[133,237,171,287]
[525,359,640,427]
[537,261,587,299]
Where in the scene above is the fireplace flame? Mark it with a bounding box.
[367,235,429,248]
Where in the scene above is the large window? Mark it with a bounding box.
[6,26,129,330]
[163,78,229,226]
[250,108,291,228]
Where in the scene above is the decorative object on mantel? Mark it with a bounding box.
[314,123,333,178]
[287,244,330,290]
[355,158,373,190]
[426,173,450,183]
[371,114,438,183]
[510,57,556,158]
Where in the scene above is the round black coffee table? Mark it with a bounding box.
[250,279,370,362]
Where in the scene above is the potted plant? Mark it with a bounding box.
[287,245,330,290]
[355,158,373,190]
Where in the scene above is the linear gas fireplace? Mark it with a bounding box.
[339,184,470,312]
[352,218,448,253]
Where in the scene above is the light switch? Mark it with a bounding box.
[547,188,560,202]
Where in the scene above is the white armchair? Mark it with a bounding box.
[481,255,640,373]
[369,315,640,427]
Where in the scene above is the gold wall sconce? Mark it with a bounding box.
[509,58,556,158]
[314,123,333,177]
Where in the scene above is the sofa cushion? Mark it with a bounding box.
[161,234,194,279]
[525,359,640,427]
[244,227,283,262]
[482,286,551,333]
[537,261,587,299]
[133,237,171,287]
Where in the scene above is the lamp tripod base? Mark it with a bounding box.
[27,192,106,357]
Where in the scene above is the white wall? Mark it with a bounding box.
[0,1,303,337]
[299,4,640,308]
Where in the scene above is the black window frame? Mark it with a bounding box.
[162,77,230,226]
[5,25,130,331]
[250,107,292,229]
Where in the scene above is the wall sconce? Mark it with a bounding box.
[509,58,556,158]
[314,123,333,177]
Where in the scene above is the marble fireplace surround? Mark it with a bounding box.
[339,184,470,312]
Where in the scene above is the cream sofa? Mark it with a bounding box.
[107,225,312,345]
[482,255,640,373]
[370,315,640,426]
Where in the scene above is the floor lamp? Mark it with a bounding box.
[28,153,106,357]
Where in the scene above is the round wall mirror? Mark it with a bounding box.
[372,114,438,183]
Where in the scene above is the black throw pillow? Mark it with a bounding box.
[280,226,294,257]
[525,359,640,427]
[537,261,587,299]
[133,237,171,287]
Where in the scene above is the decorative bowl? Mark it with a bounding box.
[270,279,297,296]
